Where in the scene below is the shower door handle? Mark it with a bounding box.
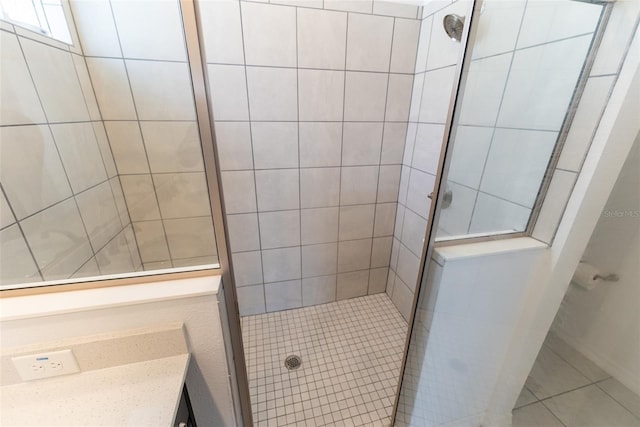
[427,190,453,209]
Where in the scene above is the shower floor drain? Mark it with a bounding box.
[284,355,301,370]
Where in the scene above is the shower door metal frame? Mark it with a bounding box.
[179,1,253,426]
[390,0,480,422]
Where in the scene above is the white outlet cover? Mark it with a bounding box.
[12,349,80,381]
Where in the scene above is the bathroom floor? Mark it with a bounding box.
[241,293,407,427]
[513,332,640,426]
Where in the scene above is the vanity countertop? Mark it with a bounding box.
[0,353,189,426]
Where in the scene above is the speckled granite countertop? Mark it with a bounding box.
[0,354,189,426]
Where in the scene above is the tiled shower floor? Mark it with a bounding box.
[241,293,408,427]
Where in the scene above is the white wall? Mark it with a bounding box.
[0,279,237,426]
[551,136,640,395]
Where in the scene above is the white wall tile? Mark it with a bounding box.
[72,258,102,279]
[141,121,204,173]
[391,275,413,320]
[590,0,640,76]
[300,168,341,208]
[390,23,420,73]
[374,203,396,237]
[325,0,372,13]
[469,192,531,234]
[447,125,493,189]
[412,123,444,175]
[220,170,257,214]
[302,275,336,306]
[390,236,400,270]
[398,165,411,205]
[471,0,525,59]
[123,225,141,268]
[418,66,457,124]
[0,125,71,219]
[374,0,419,18]
[381,123,407,165]
[237,284,266,315]
[164,217,216,259]
[497,35,592,131]
[436,181,476,237]
[406,169,435,218]
[557,76,615,172]
[396,243,419,291]
[154,172,211,218]
[95,230,134,274]
[120,174,161,221]
[207,64,249,121]
[299,123,342,168]
[398,202,425,254]
[111,0,186,61]
[480,128,557,208]
[262,247,301,283]
[425,0,467,70]
[386,74,413,122]
[50,123,107,193]
[109,177,129,227]
[346,13,393,72]
[75,181,122,251]
[71,54,101,121]
[371,236,393,268]
[251,122,298,169]
[126,60,196,121]
[92,123,117,179]
[409,72,425,122]
[378,165,401,203]
[69,0,121,57]
[272,0,322,8]
[344,72,388,121]
[20,37,89,123]
[0,225,40,285]
[302,243,338,278]
[86,58,137,120]
[414,16,433,73]
[342,122,383,166]
[301,207,339,245]
[0,191,15,229]
[265,280,302,312]
[298,69,345,121]
[227,213,260,252]
[532,169,577,244]
[368,267,389,294]
[246,66,298,121]
[259,210,301,249]
[297,8,347,70]
[232,251,263,287]
[21,198,92,280]
[517,0,601,49]
[255,169,299,211]
[458,52,512,126]
[337,239,372,273]
[241,2,296,67]
[0,32,45,126]
[104,121,149,175]
[215,122,254,171]
[340,166,379,205]
[339,204,375,241]
[199,0,244,64]
[337,270,369,300]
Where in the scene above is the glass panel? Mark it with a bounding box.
[435,0,604,241]
[0,0,220,290]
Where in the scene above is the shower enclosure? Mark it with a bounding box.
[1,0,638,426]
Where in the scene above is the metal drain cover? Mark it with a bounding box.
[284,355,301,370]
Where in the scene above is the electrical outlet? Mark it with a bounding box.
[12,349,80,381]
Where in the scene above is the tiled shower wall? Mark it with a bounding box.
[387,0,467,320]
[199,0,422,315]
[70,0,218,270]
[0,23,140,285]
